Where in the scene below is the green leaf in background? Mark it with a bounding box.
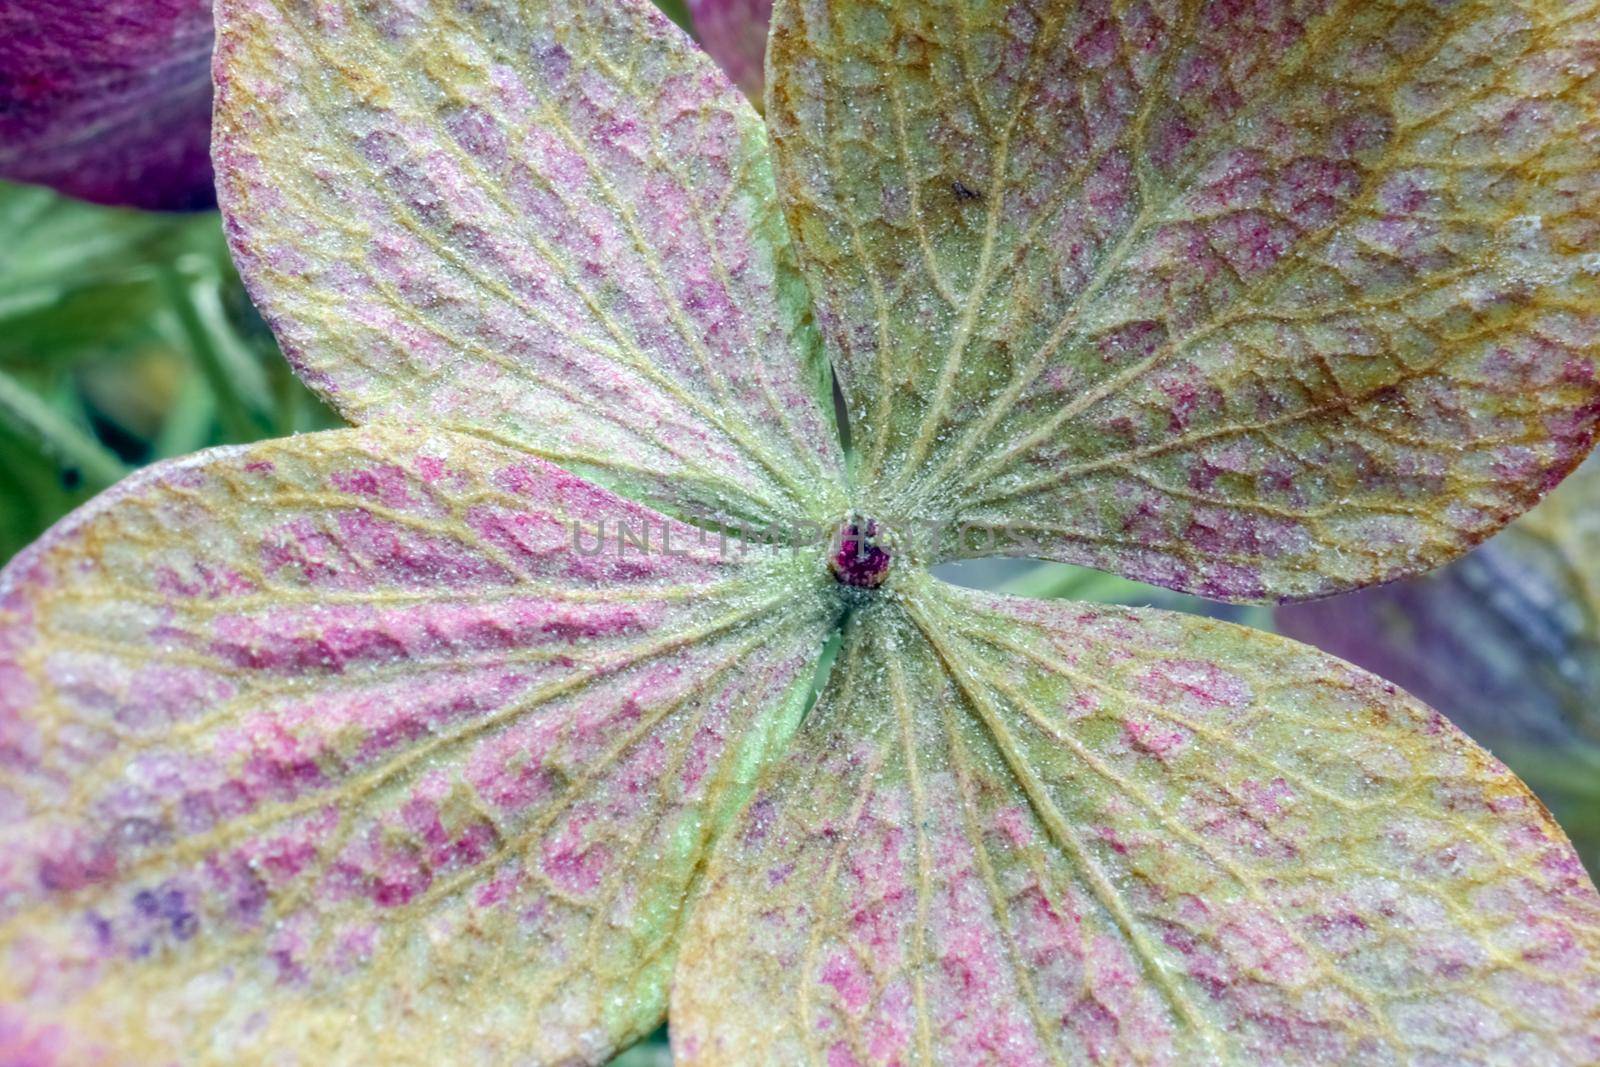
[0,419,93,557]
[0,181,338,562]
[0,183,207,312]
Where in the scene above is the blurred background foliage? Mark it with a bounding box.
[0,180,338,559]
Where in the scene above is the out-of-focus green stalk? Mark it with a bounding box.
[152,371,218,459]
[652,0,692,32]
[1496,743,1600,800]
[999,563,1150,602]
[159,262,270,443]
[0,365,128,488]
[994,560,1277,629]
[607,1026,672,1066]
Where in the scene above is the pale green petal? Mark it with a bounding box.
[674,577,1600,1063]
[768,0,1600,600]
[0,425,833,1065]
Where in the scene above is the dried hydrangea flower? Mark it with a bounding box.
[5,1,1600,1063]
[0,1,216,210]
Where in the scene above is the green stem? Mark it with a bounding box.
[153,371,218,459]
[0,367,127,488]
[160,263,268,443]
[651,0,692,32]
[999,563,1150,603]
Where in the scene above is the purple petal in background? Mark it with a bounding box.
[0,0,215,210]
[688,0,773,104]
[1277,542,1600,754]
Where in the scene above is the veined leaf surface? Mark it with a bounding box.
[215,0,845,529]
[0,425,831,1065]
[767,0,1600,600]
[1281,456,1600,754]
[675,580,1600,1063]
[1279,456,1600,866]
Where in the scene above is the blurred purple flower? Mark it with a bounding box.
[688,0,773,103]
[0,1,215,210]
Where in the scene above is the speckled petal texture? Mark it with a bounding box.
[0,425,832,1065]
[10,0,1600,1062]
[1278,457,1600,847]
[214,0,844,529]
[1281,455,1600,746]
[768,0,1600,601]
[674,581,1600,1064]
[0,0,215,210]
[690,0,775,102]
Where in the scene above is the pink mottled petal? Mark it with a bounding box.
[1278,456,1600,857]
[689,0,774,104]
[768,0,1600,601]
[0,0,215,210]
[674,579,1600,1064]
[0,425,832,1065]
[214,0,844,529]
[1280,455,1600,752]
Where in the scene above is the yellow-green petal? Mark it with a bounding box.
[214,0,845,529]
[0,425,832,1065]
[768,0,1600,600]
[1279,455,1600,870]
[674,578,1600,1063]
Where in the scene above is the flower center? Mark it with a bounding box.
[830,518,892,588]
